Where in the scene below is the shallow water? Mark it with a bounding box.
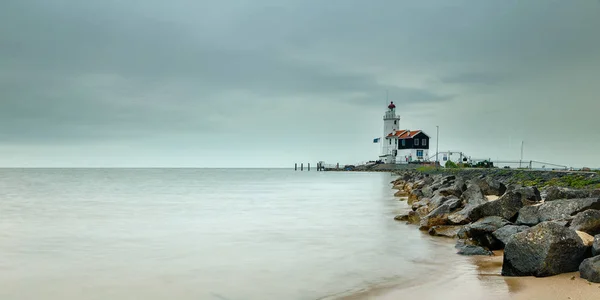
[0,168,512,300]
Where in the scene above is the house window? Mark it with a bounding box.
[417,150,423,158]
[394,120,397,125]
[401,140,406,146]
[415,139,419,146]
[389,139,391,145]
[423,139,427,146]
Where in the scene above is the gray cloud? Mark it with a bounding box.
[1,0,600,167]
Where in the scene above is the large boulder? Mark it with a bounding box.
[469,186,540,221]
[492,225,530,247]
[394,190,409,197]
[544,186,592,201]
[460,181,488,206]
[455,239,493,256]
[448,182,490,225]
[593,234,600,256]
[428,225,463,238]
[407,206,431,225]
[437,177,466,198]
[407,211,420,224]
[408,189,424,204]
[394,212,409,221]
[570,210,600,235]
[473,175,507,196]
[419,198,461,230]
[502,222,589,277]
[428,194,459,211]
[457,216,510,250]
[516,198,600,226]
[422,175,455,198]
[579,256,600,283]
[411,198,431,211]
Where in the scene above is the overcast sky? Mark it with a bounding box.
[1,0,599,168]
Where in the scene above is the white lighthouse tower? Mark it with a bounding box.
[380,101,400,164]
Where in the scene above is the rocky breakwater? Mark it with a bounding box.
[392,171,600,283]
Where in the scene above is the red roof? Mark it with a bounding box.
[386,130,423,139]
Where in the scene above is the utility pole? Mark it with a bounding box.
[436,125,440,166]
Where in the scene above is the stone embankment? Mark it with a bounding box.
[392,170,600,282]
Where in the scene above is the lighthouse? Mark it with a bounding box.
[380,102,400,164]
[378,101,431,164]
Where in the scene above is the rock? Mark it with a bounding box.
[470,187,540,221]
[419,198,461,230]
[408,189,424,204]
[438,177,466,197]
[392,184,403,190]
[576,231,595,247]
[502,222,589,277]
[407,211,420,224]
[411,198,431,211]
[515,186,542,202]
[394,213,409,221]
[394,190,409,197]
[429,194,459,211]
[448,182,490,225]
[570,210,600,235]
[448,209,472,225]
[429,225,463,238]
[473,175,507,196]
[593,235,600,256]
[516,205,541,226]
[492,225,530,246]
[545,186,592,201]
[579,256,600,283]
[550,219,571,227]
[516,198,600,226]
[460,182,486,204]
[457,216,510,250]
[455,239,493,256]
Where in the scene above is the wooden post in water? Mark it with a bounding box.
[295,163,297,171]
[301,163,304,171]
[308,163,310,171]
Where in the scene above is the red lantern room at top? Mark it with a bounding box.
[388,101,396,110]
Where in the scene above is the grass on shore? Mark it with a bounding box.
[410,167,600,190]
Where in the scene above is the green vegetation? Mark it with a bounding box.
[517,174,600,189]
[416,165,438,172]
[445,161,459,168]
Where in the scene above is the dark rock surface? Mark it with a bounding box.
[394,213,409,221]
[579,256,600,283]
[455,239,493,256]
[593,235,600,256]
[428,225,463,238]
[469,186,540,221]
[460,182,488,206]
[502,222,589,277]
[516,198,600,226]
[570,209,600,236]
[411,198,431,211]
[544,186,592,201]
[457,216,510,250]
[407,211,420,224]
[492,225,530,246]
[419,198,461,230]
[473,175,507,196]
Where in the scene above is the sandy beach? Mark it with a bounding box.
[338,250,600,300]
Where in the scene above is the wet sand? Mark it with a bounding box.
[340,249,600,300]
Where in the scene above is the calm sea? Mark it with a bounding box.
[0,169,511,300]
